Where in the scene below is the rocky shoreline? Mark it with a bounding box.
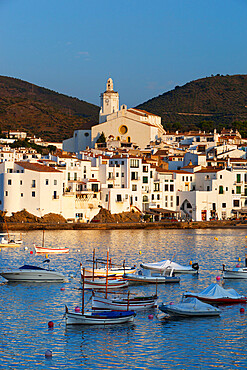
[1,220,247,231]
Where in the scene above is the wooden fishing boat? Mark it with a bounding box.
[65,265,136,325]
[34,245,69,254]
[92,293,158,311]
[83,277,129,290]
[34,230,69,254]
[84,252,136,277]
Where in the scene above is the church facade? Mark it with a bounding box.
[63,78,165,152]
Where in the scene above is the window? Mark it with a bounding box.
[220,175,222,179]
[154,183,159,192]
[130,159,139,168]
[108,184,113,188]
[8,179,11,185]
[222,203,226,208]
[32,191,35,197]
[165,195,168,208]
[182,176,184,181]
[68,172,70,181]
[108,172,113,179]
[116,194,122,202]
[170,184,174,192]
[105,194,108,202]
[31,180,36,188]
[233,199,240,207]
[92,174,94,178]
[143,166,148,172]
[236,186,241,194]
[143,195,148,202]
[121,172,124,177]
[7,169,13,173]
[135,196,138,201]
[151,194,154,200]
[54,180,57,185]
[186,176,188,181]
[150,171,153,178]
[226,187,228,191]
[116,173,119,177]
[132,184,137,191]
[165,184,168,191]
[131,172,138,180]
[5,191,8,196]
[74,173,77,181]
[143,176,148,184]
[84,166,86,173]
[219,186,224,194]
[92,184,98,192]
[21,193,23,197]
[20,180,22,185]
[170,196,173,207]
[157,194,160,200]
[190,177,192,181]
[45,179,49,185]
[237,174,241,183]
[176,196,179,206]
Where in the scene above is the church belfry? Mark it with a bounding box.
[99,77,119,123]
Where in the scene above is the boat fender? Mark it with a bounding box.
[192,263,199,271]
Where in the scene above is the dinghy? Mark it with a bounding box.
[34,230,69,254]
[159,297,221,317]
[184,283,247,304]
[0,219,23,247]
[141,259,199,274]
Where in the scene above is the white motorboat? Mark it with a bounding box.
[0,234,23,247]
[92,293,158,311]
[184,283,247,304]
[140,259,199,274]
[159,297,221,317]
[0,261,66,282]
[65,306,135,325]
[123,268,180,284]
[222,258,247,279]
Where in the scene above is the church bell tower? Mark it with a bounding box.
[99,78,119,123]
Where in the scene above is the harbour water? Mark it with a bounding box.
[1,228,247,369]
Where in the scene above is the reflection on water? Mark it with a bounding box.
[1,228,247,369]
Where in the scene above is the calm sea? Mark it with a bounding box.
[1,228,247,370]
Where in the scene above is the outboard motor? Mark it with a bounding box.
[192,263,199,271]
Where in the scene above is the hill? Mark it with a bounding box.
[136,74,247,137]
[0,76,99,142]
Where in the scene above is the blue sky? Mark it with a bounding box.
[0,0,247,108]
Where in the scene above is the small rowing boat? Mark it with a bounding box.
[34,244,69,254]
[159,297,221,317]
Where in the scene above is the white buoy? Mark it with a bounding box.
[24,246,28,250]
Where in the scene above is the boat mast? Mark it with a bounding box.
[4,217,10,242]
[42,230,45,248]
[92,249,95,281]
[105,249,109,299]
[82,267,85,315]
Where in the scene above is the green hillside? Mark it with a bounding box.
[136,74,247,137]
[0,76,99,142]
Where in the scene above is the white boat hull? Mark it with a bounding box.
[65,310,135,325]
[83,278,129,290]
[223,269,247,279]
[92,295,158,311]
[160,305,220,317]
[35,246,69,254]
[1,269,65,282]
[84,266,136,278]
[141,260,199,274]
[123,274,180,284]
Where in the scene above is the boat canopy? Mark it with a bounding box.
[19,265,46,271]
[187,283,243,299]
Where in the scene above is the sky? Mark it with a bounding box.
[0,0,247,108]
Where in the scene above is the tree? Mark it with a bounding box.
[96,132,106,143]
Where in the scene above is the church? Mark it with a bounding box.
[63,78,165,152]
